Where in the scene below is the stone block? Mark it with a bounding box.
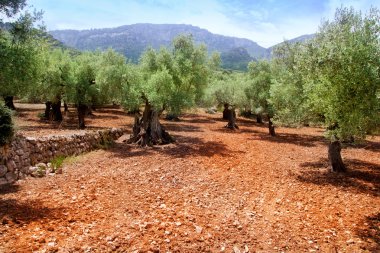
[0,165,7,177]
[0,178,8,186]
[6,160,16,171]
[5,172,17,183]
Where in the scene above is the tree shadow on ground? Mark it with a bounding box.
[356,213,380,252]
[0,184,20,195]
[164,123,204,133]
[14,107,42,118]
[111,134,243,159]
[87,114,120,120]
[0,198,64,226]
[248,131,327,147]
[298,158,380,196]
[346,139,380,153]
[162,135,244,158]
[169,113,217,124]
[94,108,130,116]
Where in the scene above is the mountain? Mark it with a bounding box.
[221,47,255,71]
[50,23,267,69]
[266,34,315,58]
[1,21,74,51]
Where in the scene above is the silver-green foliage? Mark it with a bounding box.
[96,48,129,105]
[122,35,209,114]
[206,71,247,109]
[0,12,46,99]
[246,60,273,116]
[36,48,73,103]
[269,42,313,126]
[304,7,380,140]
[65,52,99,106]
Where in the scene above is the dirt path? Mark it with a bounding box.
[1,105,379,252]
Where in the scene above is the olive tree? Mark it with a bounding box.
[95,48,129,105]
[66,52,99,129]
[123,35,209,146]
[303,7,380,172]
[246,60,276,135]
[37,48,73,121]
[269,42,314,127]
[0,11,46,109]
[206,71,246,129]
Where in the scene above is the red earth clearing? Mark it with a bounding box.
[1,103,379,252]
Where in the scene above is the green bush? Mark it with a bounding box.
[0,103,15,146]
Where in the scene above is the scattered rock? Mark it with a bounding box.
[0,178,8,186]
[0,165,7,177]
[195,225,203,234]
[233,246,241,253]
[5,172,17,183]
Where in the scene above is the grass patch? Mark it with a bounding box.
[51,155,66,169]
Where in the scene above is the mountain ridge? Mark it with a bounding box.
[49,23,313,70]
[50,23,267,69]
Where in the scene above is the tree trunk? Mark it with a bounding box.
[268,117,275,136]
[4,96,15,110]
[165,113,180,121]
[328,140,346,172]
[77,104,87,129]
[222,103,229,120]
[256,114,263,124]
[44,101,52,120]
[63,102,69,112]
[128,102,174,147]
[51,99,63,122]
[86,106,94,116]
[225,107,239,130]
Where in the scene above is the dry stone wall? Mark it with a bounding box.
[0,128,124,185]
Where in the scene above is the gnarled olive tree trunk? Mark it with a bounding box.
[268,117,275,136]
[224,106,239,130]
[128,102,174,146]
[328,140,346,172]
[51,99,63,122]
[77,103,87,129]
[4,96,15,110]
[222,103,229,120]
[44,101,52,119]
[256,114,263,124]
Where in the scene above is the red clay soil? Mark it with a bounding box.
[1,103,379,252]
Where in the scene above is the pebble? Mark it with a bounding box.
[48,242,56,247]
[233,246,241,253]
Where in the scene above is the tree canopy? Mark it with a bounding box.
[0,0,26,17]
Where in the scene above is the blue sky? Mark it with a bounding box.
[14,0,380,47]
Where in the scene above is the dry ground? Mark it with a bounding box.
[1,103,379,252]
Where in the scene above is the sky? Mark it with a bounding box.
[9,0,380,47]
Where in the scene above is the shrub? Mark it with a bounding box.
[0,103,15,146]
